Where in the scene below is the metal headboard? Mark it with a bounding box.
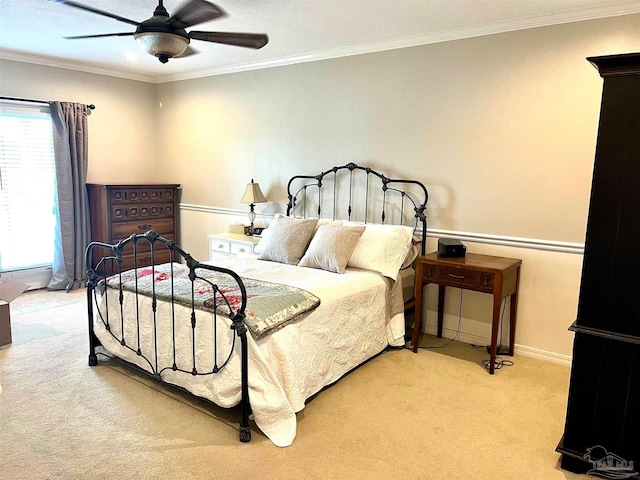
[286,162,428,255]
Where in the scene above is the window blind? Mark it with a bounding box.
[0,102,55,272]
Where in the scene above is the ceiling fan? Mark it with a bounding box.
[52,0,269,63]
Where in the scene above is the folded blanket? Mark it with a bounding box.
[106,263,320,338]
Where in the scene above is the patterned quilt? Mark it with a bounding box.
[105,263,320,338]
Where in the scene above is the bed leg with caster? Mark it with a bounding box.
[88,353,98,366]
[239,426,251,442]
[237,319,252,442]
[86,278,100,367]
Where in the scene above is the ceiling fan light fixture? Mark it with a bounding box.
[57,0,269,65]
[134,32,189,63]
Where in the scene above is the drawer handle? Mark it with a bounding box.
[217,244,224,249]
[238,247,246,252]
[137,224,152,230]
[449,274,465,279]
[139,256,151,263]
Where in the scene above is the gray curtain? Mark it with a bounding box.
[47,102,91,291]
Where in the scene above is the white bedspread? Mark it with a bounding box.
[93,254,405,447]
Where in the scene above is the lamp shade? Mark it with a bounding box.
[241,180,267,204]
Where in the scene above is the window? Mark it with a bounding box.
[0,102,56,272]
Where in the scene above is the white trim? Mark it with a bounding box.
[428,228,584,255]
[2,1,638,84]
[179,203,585,254]
[1,266,51,290]
[514,344,572,368]
[180,202,272,219]
[0,50,155,83]
[423,322,488,347]
[422,324,572,367]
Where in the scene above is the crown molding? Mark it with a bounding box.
[0,49,155,83]
[2,2,638,84]
[153,2,640,83]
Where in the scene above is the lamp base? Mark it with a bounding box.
[246,227,264,236]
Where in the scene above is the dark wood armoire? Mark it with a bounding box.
[557,53,640,476]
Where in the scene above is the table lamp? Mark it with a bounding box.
[241,179,267,235]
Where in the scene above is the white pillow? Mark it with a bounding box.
[345,223,413,279]
[298,224,365,274]
[401,234,423,270]
[315,218,343,231]
[254,218,340,254]
[257,214,318,265]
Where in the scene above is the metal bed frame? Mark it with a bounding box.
[85,231,253,441]
[85,163,428,443]
[287,162,428,255]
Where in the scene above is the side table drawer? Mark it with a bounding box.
[437,267,480,289]
[230,242,254,255]
[210,239,231,254]
[435,267,494,293]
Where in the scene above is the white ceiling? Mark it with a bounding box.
[0,0,638,83]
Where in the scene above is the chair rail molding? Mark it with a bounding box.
[181,203,585,255]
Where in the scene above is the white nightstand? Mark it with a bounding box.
[208,233,261,262]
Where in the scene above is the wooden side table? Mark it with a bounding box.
[412,252,522,374]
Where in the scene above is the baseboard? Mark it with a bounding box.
[1,267,51,290]
[513,344,572,367]
[422,323,572,367]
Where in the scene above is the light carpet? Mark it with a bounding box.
[0,288,589,479]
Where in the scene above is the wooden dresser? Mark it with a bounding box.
[87,183,180,273]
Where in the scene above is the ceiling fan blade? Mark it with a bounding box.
[169,0,226,29]
[188,31,269,49]
[51,0,140,27]
[64,32,135,40]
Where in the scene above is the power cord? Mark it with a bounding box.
[481,356,514,370]
[409,291,515,371]
[407,289,464,350]
[480,298,514,371]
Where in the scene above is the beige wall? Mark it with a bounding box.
[156,14,639,244]
[154,14,639,360]
[1,14,639,359]
[0,60,158,182]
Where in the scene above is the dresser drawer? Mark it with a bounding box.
[110,187,176,204]
[111,218,174,239]
[110,203,174,221]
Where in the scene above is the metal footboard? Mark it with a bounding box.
[85,230,252,442]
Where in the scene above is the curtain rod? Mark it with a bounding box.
[0,95,95,110]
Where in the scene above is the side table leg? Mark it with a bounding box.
[508,266,520,356]
[489,294,502,374]
[437,285,445,338]
[412,264,424,353]
[488,275,504,375]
